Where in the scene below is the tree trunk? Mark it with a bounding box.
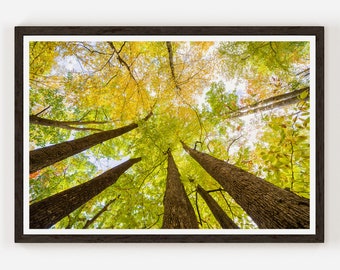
[235,87,308,112]
[227,87,309,119]
[181,141,309,229]
[30,115,108,131]
[197,184,239,229]
[162,150,198,229]
[30,112,152,173]
[30,157,141,229]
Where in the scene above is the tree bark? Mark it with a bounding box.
[30,112,152,173]
[30,158,141,229]
[30,115,108,131]
[181,141,309,229]
[197,184,239,229]
[226,87,309,119]
[236,87,308,111]
[162,150,198,229]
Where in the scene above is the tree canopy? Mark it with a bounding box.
[29,39,310,229]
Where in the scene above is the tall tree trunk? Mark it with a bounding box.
[181,141,309,229]
[197,184,239,229]
[235,87,309,112]
[30,157,141,229]
[226,87,309,119]
[30,112,152,173]
[162,150,198,229]
[30,114,108,131]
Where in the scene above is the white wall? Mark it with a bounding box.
[1,1,339,269]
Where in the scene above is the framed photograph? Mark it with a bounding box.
[15,26,324,243]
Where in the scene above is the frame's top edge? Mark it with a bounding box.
[14,26,324,36]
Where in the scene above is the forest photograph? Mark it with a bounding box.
[24,35,314,233]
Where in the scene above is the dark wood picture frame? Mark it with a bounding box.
[15,26,324,243]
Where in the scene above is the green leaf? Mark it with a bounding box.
[299,90,309,100]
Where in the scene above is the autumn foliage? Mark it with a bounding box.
[28,40,310,229]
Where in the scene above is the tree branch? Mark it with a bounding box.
[35,105,51,116]
[176,91,207,142]
[30,115,108,132]
[146,213,163,229]
[83,196,119,229]
[166,42,182,90]
[226,135,243,162]
[195,191,203,226]
[138,157,167,190]
[107,42,138,84]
